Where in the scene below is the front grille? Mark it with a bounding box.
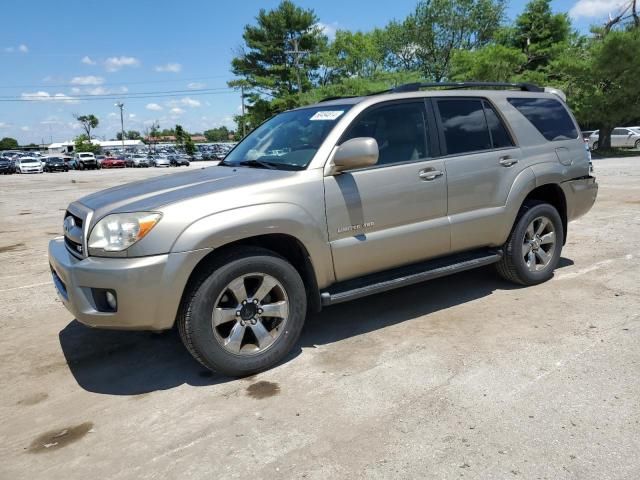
[64,211,85,257]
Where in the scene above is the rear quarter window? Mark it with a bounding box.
[508,97,578,141]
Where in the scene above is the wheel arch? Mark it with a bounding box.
[521,183,568,244]
[179,233,322,322]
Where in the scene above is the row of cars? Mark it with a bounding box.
[0,151,195,174]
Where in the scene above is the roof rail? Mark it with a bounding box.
[390,82,544,93]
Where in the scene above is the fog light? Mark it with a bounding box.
[105,291,117,311]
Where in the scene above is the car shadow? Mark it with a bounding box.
[59,259,574,395]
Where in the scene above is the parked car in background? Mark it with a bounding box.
[581,130,595,140]
[95,155,106,167]
[170,156,190,167]
[15,157,43,174]
[0,156,14,174]
[589,128,640,150]
[151,156,171,167]
[101,157,126,169]
[43,156,69,172]
[125,154,149,168]
[72,152,99,170]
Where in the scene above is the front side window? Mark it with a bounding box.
[341,102,429,166]
[437,99,492,155]
[482,101,514,149]
[612,128,628,135]
[222,105,352,170]
[508,97,578,141]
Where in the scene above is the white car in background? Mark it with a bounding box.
[589,128,640,150]
[15,157,43,174]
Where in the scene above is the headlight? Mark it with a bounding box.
[88,212,162,252]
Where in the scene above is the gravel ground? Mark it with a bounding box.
[0,159,638,480]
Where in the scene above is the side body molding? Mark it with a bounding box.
[171,203,335,288]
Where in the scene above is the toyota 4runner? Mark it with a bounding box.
[49,82,598,376]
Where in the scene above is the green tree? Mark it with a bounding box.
[555,28,640,149]
[409,0,506,81]
[0,137,19,149]
[326,29,387,79]
[451,44,526,81]
[204,127,230,142]
[74,134,100,154]
[184,134,196,156]
[74,114,99,140]
[229,0,327,128]
[174,124,185,149]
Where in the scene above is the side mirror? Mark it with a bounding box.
[332,137,379,173]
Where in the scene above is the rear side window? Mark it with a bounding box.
[437,99,492,155]
[482,101,514,149]
[508,98,577,141]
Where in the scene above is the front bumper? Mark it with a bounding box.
[562,176,598,221]
[48,238,211,330]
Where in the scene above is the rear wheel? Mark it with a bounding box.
[592,141,599,150]
[635,139,640,150]
[496,201,563,286]
[177,248,307,376]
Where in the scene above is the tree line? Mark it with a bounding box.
[230,0,640,149]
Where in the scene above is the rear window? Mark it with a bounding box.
[508,98,577,141]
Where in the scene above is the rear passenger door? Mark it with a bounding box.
[611,128,631,147]
[434,97,523,252]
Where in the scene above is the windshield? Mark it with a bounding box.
[79,153,93,158]
[222,105,352,170]
[47,158,62,162]
[22,159,38,164]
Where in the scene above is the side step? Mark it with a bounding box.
[320,249,502,306]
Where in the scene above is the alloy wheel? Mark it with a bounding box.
[522,216,556,272]
[211,273,289,356]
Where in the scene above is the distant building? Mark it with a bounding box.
[47,139,144,154]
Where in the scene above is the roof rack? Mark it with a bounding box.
[390,82,544,93]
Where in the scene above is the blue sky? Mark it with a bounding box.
[0,0,622,144]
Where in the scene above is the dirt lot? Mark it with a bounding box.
[0,159,638,480]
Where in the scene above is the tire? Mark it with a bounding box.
[592,141,599,150]
[635,139,640,150]
[177,247,307,376]
[496,201,563,286]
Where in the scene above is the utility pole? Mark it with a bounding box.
[240,85,246,138]
[285,37,309,98]
[115,102,125,151]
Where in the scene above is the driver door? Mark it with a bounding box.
[324,100,450,282]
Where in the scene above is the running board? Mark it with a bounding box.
[320,249,502,306]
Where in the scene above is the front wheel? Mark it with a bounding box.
[592,141,599,151]
[177,248,307,376]
[496,201,563,286]
[635,139,640,150]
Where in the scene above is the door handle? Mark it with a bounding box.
[499,156,518,167]
[419,169,443,181]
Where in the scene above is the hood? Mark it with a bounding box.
[78,165,295,215]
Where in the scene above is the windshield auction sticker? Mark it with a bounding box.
[310,111,344,121]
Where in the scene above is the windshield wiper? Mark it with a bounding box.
[237,159,279,170]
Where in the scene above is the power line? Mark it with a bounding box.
[0,87,236,102]
[0,74,233,90]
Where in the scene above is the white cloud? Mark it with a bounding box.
[181,97,201,108]
[20,91,78,103]
[4,44,28,54]
[70,75,104,85]
[146,103,163,111]
[155,62,182,73]
[81,55,96,65]
[20,126,30,131]
[569,0,627,18]
[128,113,136,119]
[187,82,206,89]
[0,122,9,128]
[170,107,185,115]
[104,56,140,72]
[167,97,201,108]
[86,86,107,95]
[317,22,339,40]
[108,112,118,118]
